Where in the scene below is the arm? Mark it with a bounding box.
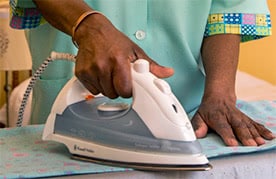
[32,0,174,98]
[201,34,239,101]
[192,34,275,146]
[33,0,91,35]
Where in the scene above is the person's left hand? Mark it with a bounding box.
[191,96,275,146]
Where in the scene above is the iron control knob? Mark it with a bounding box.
[133,59,149,73]
[154,79,172,95]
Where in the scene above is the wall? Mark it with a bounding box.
[0,0,32,108]
[0,71,30,108]
[238,0,276,85]
[0,72,6,107]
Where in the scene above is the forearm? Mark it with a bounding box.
[201,34,240,101]
[32,0,92,36]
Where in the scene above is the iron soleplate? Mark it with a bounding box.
[71,154,212,171]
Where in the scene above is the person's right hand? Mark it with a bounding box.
[73,13,174,99]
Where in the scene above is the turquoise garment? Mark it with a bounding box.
[11,0,271,124]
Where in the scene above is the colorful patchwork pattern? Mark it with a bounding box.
[9,0,46,29]
[205,13,272,42]
[9,0,272,43]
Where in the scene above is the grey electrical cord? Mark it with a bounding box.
[16,52,76,127]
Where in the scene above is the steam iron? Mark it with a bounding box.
[43,59,211,171]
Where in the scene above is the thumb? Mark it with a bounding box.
[134,47,174,78]
[148,60,174,78]
[191,112,208,138]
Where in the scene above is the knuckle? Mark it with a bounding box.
[118,87,132,98]
[75,68,87,80]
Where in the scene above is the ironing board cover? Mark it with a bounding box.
[1,100,276,178]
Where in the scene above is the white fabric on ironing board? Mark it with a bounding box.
[235,71,276,101]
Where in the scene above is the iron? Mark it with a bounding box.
[42,59,211,171]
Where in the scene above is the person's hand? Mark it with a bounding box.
[191,95,275,146]
[73,13,174,98]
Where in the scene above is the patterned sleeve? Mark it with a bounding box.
[9,0,46,29]
[205,0,272,42]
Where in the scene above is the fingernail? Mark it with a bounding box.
[226,139,238,146]
[245,139,258,146]
[255,137,265,145]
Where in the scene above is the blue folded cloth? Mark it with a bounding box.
[201,100,276,158]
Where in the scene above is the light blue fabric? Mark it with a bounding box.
[1,100,276,178]
[15,0,271,124]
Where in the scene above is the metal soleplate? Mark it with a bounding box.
[72,154,212,171]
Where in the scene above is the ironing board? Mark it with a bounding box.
[58,150,276,179]
[1,71,276,178]
[1,100,276,179]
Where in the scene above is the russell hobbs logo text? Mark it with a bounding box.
[74,144,94,153]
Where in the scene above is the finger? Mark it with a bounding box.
[205,114,239,146]
[243,122,262,146]
[112,60,132,98]
[75,56,103,95]
[99,72,118,99]
[75,65,103,96]
[253,122,276,140]
[248,124,265,146]
[79,79,100,95]
[191,113,208,138]
[232,114,274,146]
[230,117,258,146]
[134,48,174,78]
[215,123,239,146]
[243,118,267,145]
[234,128,258,146]
[150,63,175,78]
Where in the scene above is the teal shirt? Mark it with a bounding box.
[10,0,271,124]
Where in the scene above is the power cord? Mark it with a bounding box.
[16,52,76,127]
